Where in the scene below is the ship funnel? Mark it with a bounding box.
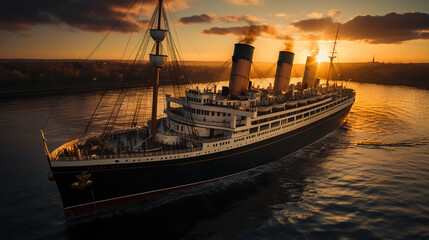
[273,51,294,95]
[229,43,255,96]
[302,56,318,89]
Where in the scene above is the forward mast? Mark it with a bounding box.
[149,0,167,146]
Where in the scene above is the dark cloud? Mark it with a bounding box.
[218,15,260,24]
[176,13,216,25]
[176,13,260,25]
[203,26,249,36]
[292,12,429,44]
[292,17,337,33]
[202,24,292,45]
[0,0,190,33]
[203,24,276,37]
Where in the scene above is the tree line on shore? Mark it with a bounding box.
[317,62,429,87]
[0,60,428,96]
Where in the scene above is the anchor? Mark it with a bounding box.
[71,171,93,190]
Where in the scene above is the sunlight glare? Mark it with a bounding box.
[316,49,329,62]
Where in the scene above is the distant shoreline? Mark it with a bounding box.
[1,60,428,98]
[0,83,145,98]
[1,78,427,99]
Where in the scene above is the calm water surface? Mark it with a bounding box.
[0,81,428,239]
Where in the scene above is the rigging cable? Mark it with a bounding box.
[336,36,347,88]
[252,62,276,87]
[162,6,199,141]
[120,0,146,62]
[166,0,206,63]
[83,91,107,134]
[81,0,146,137]
[100,0,165,150]
[41,96,62,130]
[85,0,140,60]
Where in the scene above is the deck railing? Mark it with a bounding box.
[57,146,203,161]
[159,130,231,143]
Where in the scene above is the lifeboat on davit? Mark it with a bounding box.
[272,102,285,109]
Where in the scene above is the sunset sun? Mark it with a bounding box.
[316,49,330,62]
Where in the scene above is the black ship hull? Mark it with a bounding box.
[52,105,352,219]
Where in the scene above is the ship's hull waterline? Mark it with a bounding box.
[51,103,353,219]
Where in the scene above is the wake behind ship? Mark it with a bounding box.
[41,0,355,219]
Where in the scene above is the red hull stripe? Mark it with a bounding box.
[64,181,200,219]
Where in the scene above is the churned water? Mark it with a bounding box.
[0,81,428,239]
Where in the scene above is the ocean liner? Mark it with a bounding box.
[41,0,355,219]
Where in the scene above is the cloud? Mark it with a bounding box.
[328,9,343,19]
[203,25,276,37]
[218,15,261,24]
[0,0,192,33]
[307,12,324,19]
[202,24,293,45]
[176,13,261,25]
[274,13,287,17]
[292,12,429,44]
[176,13,216,25]
[225,0,262,6]
[305,9,342,20]
[292,17,337,33]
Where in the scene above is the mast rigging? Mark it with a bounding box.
[327,24,340,86]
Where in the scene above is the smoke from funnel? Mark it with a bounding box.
[278,35,294,51]
[308,40,320,57]
[238,25,278,45]
[283,40,294,51]
[239,26,256,45]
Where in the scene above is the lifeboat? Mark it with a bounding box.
[272,102,285,109]
[308,96,318,102]
[258,106,272,112]
[298,99,307,105]
[285,100,298,107]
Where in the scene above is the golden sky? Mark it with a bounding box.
[1,0,428,63]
